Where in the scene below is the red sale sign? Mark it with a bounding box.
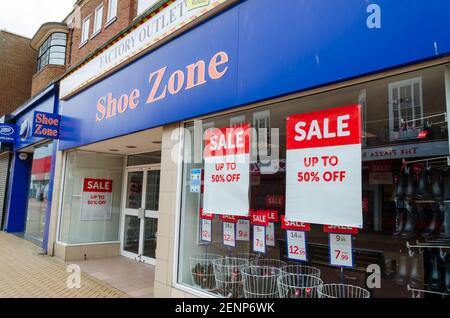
[203,124,251,217]
[250,210,269,226]
[281,215,311,231]
[285,105,363,228]
[199,208,215,220]
[323,225,358,235]
[81,178,113,221]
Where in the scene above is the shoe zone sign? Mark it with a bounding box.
[0,124,18,143]
[32,111,61,139]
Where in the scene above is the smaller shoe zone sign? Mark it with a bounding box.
[32,111,61,139]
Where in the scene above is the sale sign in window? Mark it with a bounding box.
[285,105,363,228]
[81,178,113,221]
[203,124,250,217]
[201,219,212,243]
[329,233,354,268]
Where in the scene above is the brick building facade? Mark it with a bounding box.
[0,31,36,117]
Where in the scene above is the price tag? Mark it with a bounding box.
[237,219,250,241]
[223,222,236,247]
[201,219,212,243]
[253,225,266,253]
[329,233,354,268]
[286,230,307,262]
[266,222,276,247]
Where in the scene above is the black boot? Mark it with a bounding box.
[401,202,418,239]
[405,167,416,201]
[427,251,442,292]
[416,166,432,200]
[421,206,444,239]
[393,204,406,237]
[394,168,407,200]
[430,168,444,201]
[444,254,450,293]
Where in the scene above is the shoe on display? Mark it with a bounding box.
[426,250,442,292]
[395,253,408,285]
[401,202,418,239]
[421,207,444,239]
[416,166,432,200]
[393,206,406,237]
[430,168,444,201]
[438,205,450,238]
[405,167,416,201]
[394,168,407,200]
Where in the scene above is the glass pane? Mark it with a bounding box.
[51,32,67,40]
[123,215,140,254]
[143,217,158,258]
[145,170,160,211]
[127,151,161,166]
[126,171,143,209]
[51,38,66,46]
[25,142,53,244]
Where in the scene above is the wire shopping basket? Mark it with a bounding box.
[277,273,323,298]
[250,259,287,268]
[229,253,260,262]
[242,266,282,298]
[281,264,321,278]
[318,284,371,298]
[213,257,249,298]
[190,254,221,291]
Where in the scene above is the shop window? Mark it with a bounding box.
[37,33,67,71]
[177,65,450,298]
[58,151,124,244]
[389,77,424,141]
[92,4,104,36]
[24,142,53,244]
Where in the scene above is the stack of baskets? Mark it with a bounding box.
[190,254,371,298]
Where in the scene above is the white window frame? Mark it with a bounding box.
[80,16,90,47]
[92,4,104,38]
[388,77,424,141]
[106,0,118,25]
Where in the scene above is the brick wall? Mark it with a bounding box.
[31,65,67,97]
[67,0,138,68]
[0,31,36,116]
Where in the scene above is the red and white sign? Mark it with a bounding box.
[200,208,215,220]
[253,225,266,253]
[219,214,239,223]
[201,219,212,243]
[323,225,359,235]
[287,230,307,262]
[281,215,311,231]
[266,222,276,247]
[223,222,236,247]
[329,233,354,268]
[264,195,285,208]
[203,125,250,217]
[237,219,250,241]
[250,210,269,226]
[285,105,363,228]
[81,178,113,221]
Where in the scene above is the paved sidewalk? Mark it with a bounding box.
[0,232,128,298]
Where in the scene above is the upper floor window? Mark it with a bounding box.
[81,17,90,45]
[37,33,67,71]
[107,0,118,23]
[93,5,104,36]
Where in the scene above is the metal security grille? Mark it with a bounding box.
[0,153,11,229]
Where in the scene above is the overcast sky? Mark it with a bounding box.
[0,0,74,38]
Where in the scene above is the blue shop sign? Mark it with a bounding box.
[0,123,18,143]
[59,0,450,150]
[32,111,61,139]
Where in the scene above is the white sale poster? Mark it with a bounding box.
[201,219,212,243]
[287,230,307,262]
[203,124,250,217]
[223,222,236,247]
[329,233,354,268]
[285,105,363,228]
[81,178,113,221]
[237,219,250,241]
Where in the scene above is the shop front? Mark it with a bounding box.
[2,84,59,251]
[54,0,450,298]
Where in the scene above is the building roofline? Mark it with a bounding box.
[0,29,31,40]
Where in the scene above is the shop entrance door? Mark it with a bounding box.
[121,165,160,265]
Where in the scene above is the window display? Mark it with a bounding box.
[177,65,450,298]
[58,151,124,244]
